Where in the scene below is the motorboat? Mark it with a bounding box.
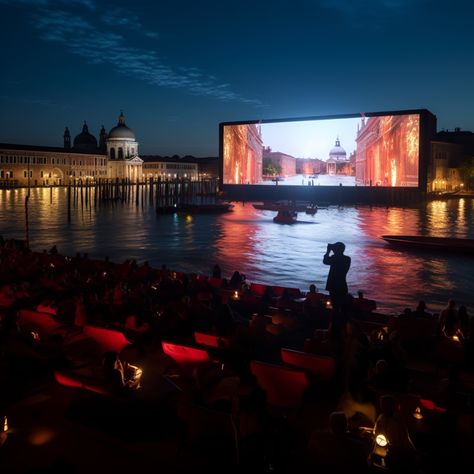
[273,210,297,224]
[381,235,474,255]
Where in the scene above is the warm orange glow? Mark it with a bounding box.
[233,290,239,299]
[452,335,460,342]
[375,434,388,447]
[3,416,7,432]
[413,406,423,420]
[29,428,56,446]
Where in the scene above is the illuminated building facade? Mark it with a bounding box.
[262,148,296,177]
[325,137,353,176]
[223,124,263,184]
[106,112,143,182]
[0,112,143,187]
[295,157,325,175]
[355,115,419,187]
[0,143,107,187]
[142,160,198,180]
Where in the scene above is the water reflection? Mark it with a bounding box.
[0,188,473,313]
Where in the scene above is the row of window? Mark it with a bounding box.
[0,169,108,179]
[143,163,197,170]
[0,155,107,166]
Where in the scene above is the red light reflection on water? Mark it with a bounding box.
[214,202,262,274]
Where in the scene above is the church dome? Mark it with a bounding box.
[329,137,346,158]
[73,122,98,150]
[108,112,135,140]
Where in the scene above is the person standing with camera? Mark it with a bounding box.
[323,241,351,315]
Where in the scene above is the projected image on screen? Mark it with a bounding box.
[222,114,420,187]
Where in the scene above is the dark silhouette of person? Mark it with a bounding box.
[323,242,351,314]
[212,264,222,279]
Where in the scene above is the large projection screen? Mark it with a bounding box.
[221,112,421,188]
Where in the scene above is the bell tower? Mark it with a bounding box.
[64,127,71,149]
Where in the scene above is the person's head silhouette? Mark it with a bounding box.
[332,242,345,255]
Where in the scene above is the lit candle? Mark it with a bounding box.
[413,407,423,420]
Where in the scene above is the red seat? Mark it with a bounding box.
[162,341,211,365]
[249,283,267,297]
[281,348,336,380]
[194,332,232,349]
[250,360,309,408]
[83,325,131,354]
[17,309,66,335]
[208,277,223,289]
[53,371,110,396]
[272,286,285,297]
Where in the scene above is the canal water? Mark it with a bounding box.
[1,187,473,314]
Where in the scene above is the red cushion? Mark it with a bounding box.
[281,348,336,380]
[250,360,309,408]
[83,325,131,354]
[162,341,210,365]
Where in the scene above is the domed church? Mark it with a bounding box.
[326,137,348,176]
[64,112,143,182]
[106,111,143,182]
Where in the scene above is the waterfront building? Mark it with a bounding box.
[142,157,198,180]
[106,112,143,182]
[262,147,296,178]
[0,142,107,187]
[0,112,143,187]
[429,128,474,192]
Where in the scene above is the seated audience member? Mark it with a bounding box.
[371,394,417,471]
[212,264,222,279]
[439,299,459,337]
[229,271,244,289]
[413,300,432,319]
[308,411,370,473]
[352,290,377,315]
[304,284,324,308]
[399,307,413,319]
[102,351,141,393]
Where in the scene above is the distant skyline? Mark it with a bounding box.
[260,117,360,159]
[1,0,473,156]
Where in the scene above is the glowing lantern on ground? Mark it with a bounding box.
[413,406,423,420]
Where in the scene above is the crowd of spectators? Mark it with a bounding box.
[0,237,473,473]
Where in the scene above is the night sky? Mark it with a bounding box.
[1,0,473,156]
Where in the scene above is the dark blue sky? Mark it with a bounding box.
[1,0,473,156]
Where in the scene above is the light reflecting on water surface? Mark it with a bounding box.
[1,187,473,313]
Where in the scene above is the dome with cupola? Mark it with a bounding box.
[108,112,135,140]
[73,122,98,151]
[328,137,347,161]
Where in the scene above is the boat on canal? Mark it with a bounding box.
[273,209,298,224]
[382,235,474,255]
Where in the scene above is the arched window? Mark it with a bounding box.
[118,147,123,159]
[110,148,116,160]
